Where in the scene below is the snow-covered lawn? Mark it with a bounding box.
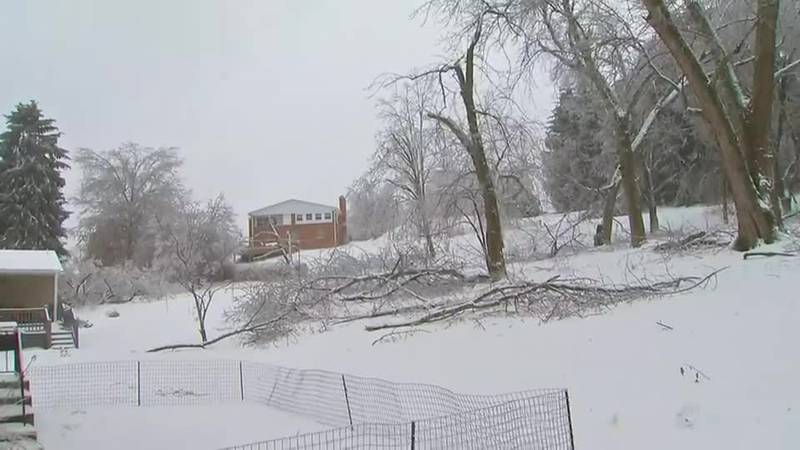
[36,404,324,450]
[28,207,800,449]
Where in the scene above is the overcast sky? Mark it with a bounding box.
[1,0,555,228]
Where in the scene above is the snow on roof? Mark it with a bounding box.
[0,250,63,274]
[249,199,337,217]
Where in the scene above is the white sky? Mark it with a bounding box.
[0,0,555,228]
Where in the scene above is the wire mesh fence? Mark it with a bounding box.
[28,360,575,449]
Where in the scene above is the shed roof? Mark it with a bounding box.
[249,199,337,217]
[0,250,63,275]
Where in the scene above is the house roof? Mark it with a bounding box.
[249,199,337,217]
[0,250,63,275]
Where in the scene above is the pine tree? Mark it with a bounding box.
[0,101,70,256]
[543,87,614,212]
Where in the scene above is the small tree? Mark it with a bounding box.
[374,82,442,258]
[347,174,401,241]
[0,101,70,256]
[157,195,240,342]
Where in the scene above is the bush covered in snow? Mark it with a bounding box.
[58,258,179,306]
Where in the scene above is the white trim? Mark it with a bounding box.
[249,199,338,216]
[0,269,61,275]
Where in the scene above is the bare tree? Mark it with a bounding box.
[374,82,442,259]
[418,16,508,280]
[347,173,401,241]
[156,195,240,342]
[480,103,543,218]
[74,143,186,266]
[425,0,685,245]
[641,0,782,249]
[522,0,695,246]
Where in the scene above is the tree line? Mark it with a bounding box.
[0,102,239,340]
[2,0,798,287]
[348,0,799,280]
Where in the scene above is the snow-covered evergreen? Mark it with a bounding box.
[0,101,70,256]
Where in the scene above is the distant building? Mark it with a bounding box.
[246,196,347,259]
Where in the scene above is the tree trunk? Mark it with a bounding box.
[643,0,776,250]
[773,66,790,227]
[198,323,207,342]
[601,180,621,244]
[641,161,659,233]
[472,153,506,280]
[745,0,779,183]
[721,172,729,224]
[460,23,505,280]
[420,211,436,260]
[617,117,647,245]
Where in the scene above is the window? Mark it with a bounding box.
[296,213,303,222]
[306,213,313,220]
[324,212,332,220]
[315,213,322,220]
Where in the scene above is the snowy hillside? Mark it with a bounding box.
[28,206,800,449]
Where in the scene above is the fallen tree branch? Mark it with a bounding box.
[305,266,488,304]
[656,321,674,331]
[147,313,290,352]
[743,251,797,259]
[371,329,431,346]
[654,230,732,252]
[363,269,725,332]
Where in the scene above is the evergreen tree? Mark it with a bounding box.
[543,87,614,212]
[0,101,70,256]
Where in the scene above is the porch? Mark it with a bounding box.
[0,307,78,350]
[0,250,78,349]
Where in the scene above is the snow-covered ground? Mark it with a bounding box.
[28,206,800,449]
[36,405,324,450]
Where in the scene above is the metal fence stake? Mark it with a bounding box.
[341,374,354,429]
[565,390,576,450]
[410,421,416,450]
[136,361,141,407]
[239,361,245,401]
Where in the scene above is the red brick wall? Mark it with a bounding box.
[251,222,340,250]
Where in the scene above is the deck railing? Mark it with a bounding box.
[0,307,53,348]
[0,307,50,324]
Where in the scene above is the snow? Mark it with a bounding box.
[36,404,325,450]
[0,250,62,274]
[25,206,800,449]
[248,199,339,216]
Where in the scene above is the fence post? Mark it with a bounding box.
[341,374,354,429]
[239,361,245,401]
[136,361,141,407]
[72,321,79,349]
[564,390,575,450]
[44,320,52,349]
[410,421,416,450]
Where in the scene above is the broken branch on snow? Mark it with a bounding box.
[362,269,725,332]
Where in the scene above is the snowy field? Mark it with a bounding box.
[27,206,800,449]
[36,405,324,450]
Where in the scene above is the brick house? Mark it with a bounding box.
[246,196,347,258]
